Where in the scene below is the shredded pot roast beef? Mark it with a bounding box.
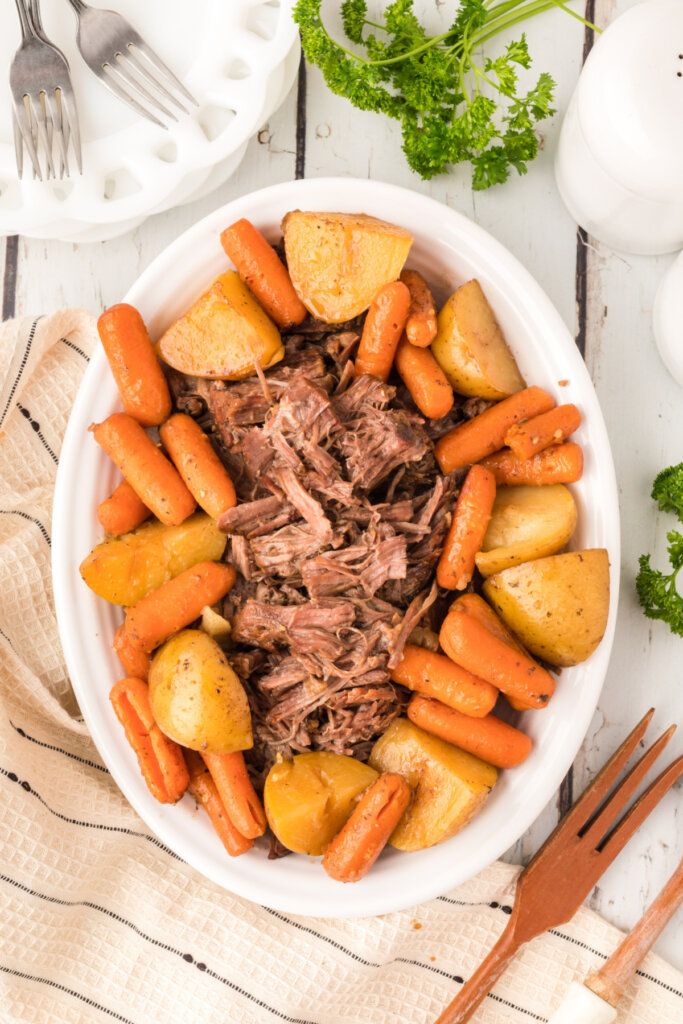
[168,316,469,783]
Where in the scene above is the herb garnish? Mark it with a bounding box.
[294,0,599,189]
[636,463,683,637]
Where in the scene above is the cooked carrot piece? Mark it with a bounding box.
[389,644,497,718]
[354,281,411,382]
[124,561,236,652]
[479,442,584,486]
[201,751,267,839]
[97,304,172,427]
[110,677,189,803]
[220,218,307,329]
[185,750,254,857]
[400,269,438,348]
[97,479,150,536]
[160,413,236,520]
[407,695,532,769]
[395,335,454,419]
[437,464,496,590]
[450,593,534,710]
[90,413,196,527]
[505,404,582,460]
[113,624,151,681]
[322,773,411,882]
[434,386,555,473]
[439,608,555,709]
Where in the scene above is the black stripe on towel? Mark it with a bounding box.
[0,965,137,1024]
[0,317,39,426]
[16,404,58,464]
[0,508,51,546]
[9,720,109,774]
[60,336,90,361]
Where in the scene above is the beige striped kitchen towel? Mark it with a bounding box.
[0,310,681,1024]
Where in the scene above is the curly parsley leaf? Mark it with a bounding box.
[651,462,683,520]
[293,1,585,187]
[637,464,683,636]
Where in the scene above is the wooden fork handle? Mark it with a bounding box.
[434,920,523,1024]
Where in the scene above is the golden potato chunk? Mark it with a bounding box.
[157,271,284,379]
[80,513,226,607]
[282,210,413,323]
[431,279,525,399]
[149,629,252,753]
[264,752,378,856]
[483,549,610,667]
[369,718,497,852]
[475,484,578,577]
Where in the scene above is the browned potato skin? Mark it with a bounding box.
[158,271,284,380]
[475,484,578,578]
[149,629,253,754]
[79,513,227,607]
[264,752,378,855]
[369,718,497,852]
[431,279,526,399]
[483,549,610,667]
[282,211,413,323]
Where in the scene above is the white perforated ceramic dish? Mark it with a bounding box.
[0,0,298,240]
[53,179,620,917]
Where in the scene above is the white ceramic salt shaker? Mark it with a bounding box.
[555,0,683,256]
[653,251,683,386]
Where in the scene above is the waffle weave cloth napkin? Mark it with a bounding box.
[0,310,681,1024]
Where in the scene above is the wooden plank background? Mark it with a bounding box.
[2,0,681,969]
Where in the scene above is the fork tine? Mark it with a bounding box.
[130,39,198,107]
[123,46,189,115]
[14,98,42,182]
[28,93,55,179]
[44,90,68,175]
[101,63,168,129]
[12,112,24,180]
[580,724,676,847]
[112,56,178,120]
[59,87,82,175]
[558,709,655,835]
[599,754,683,857]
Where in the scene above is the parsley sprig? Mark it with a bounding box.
[636,463,683,637]
[294,0,599,189]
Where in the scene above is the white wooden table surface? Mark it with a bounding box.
[2,0,681,971]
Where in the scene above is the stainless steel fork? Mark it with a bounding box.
[64,0,197,128]
[10,0,82,180]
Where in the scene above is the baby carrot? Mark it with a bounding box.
[97,479,150,536]
[110,677,189,803]
[185,750,253,857]
[408,695,532,769]
[90,413,196,527]
[437,464,496,590]
[400,269,438,348]
[395,335,454,419]
[97,304,172,427]
[354,281,411,382]
[125,561,236,652]
[479,442,584,486]
[113,624,151,681]
[322,773,411,882]
[434,386,555,473]
[450,593,534,710]
[440,608,556,709]
[201,751,267,839]
[504,403,581,460]
[220,218,307,329]
[389,644,497,718]
[160,413,236,520]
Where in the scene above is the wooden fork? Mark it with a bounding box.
[434,709,683,1024]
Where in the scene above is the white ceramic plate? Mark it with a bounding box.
[53,178,620,918]
[0,0,297,238]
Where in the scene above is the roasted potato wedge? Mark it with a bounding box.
[80,513,226,606]
[369,718,497,851]
[475,484,577,578]
[157,271,284,380]
[282,210,413,323]
[149,629,252,753]
[264,752,378,856]
[431,279,525,399]
[483,549,610,667]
